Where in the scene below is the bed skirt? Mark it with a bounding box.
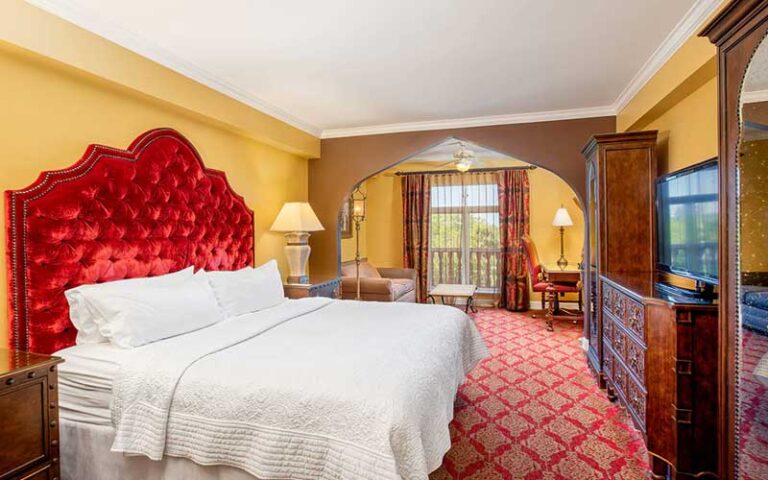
[61,419,258,480]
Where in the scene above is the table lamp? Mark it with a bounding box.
[270,202,324,284]
[552,205,573,268]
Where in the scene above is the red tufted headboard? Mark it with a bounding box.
[6,129,254,354]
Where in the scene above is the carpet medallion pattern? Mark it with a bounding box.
[431,309,648,479]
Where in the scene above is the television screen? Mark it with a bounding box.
[656,159,718,284]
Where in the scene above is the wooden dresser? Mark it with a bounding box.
[0,349,63,480]
[601,272,718,479]
[582,131,658,386]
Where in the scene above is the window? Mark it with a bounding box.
[429,172,500,292]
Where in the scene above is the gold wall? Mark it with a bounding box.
[618,27,720,173]
[0,3,319,348]
[741,140,768,273]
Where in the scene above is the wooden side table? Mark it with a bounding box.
[0,348,64,480]
[283,276,341,299]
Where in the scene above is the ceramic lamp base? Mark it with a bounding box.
[284,232,311,284]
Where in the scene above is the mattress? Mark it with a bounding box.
[56,343,130,427]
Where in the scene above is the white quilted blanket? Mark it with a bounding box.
[110,298,489,480]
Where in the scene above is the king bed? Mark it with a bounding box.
[5,129,488,480]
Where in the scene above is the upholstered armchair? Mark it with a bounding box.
[340,260,417,302]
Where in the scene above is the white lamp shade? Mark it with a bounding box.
[270,202,325,232]
[552,207,574,227]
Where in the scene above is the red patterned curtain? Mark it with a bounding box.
[402,174,431,302]
[497,170,530,311]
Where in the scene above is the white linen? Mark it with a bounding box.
[56,343,130,426]
[61,420,259,480]
[65,266,195,344]
[205,260,285,316]
[87,272,224,348]
[110,299,488,480]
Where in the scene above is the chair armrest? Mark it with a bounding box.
[341,276,394,294]
[377,267,417,281]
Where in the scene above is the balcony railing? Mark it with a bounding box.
[430,247,500,290]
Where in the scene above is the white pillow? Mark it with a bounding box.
[86,272,224,348]
[65,266,195,344]
[205,260,286,317]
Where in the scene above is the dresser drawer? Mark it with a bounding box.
[602,348,614,381]
[625,337,645,381]
[602,282,645,343]
[624,299,645,342]
[612,355,647,432]
[603,316,614,348]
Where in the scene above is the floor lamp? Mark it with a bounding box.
[351,186,367,300]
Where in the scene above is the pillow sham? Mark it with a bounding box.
[205,260,286,317]
[86,272,224,348]
[65,266,195,344]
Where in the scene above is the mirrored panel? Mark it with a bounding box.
[738,34,768,480]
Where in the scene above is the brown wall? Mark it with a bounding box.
[310,116,616,276]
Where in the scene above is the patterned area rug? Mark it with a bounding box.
[741,328,768,480]
[430,308,649,480]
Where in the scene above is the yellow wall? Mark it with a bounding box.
[0,9,317,348]
[361,161,584,302]
[618,13,721,174]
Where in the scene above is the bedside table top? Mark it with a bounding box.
[0,348,62,376]
[284,276,340,287]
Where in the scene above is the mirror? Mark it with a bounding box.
[738,34,768,480]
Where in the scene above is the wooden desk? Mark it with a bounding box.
[541,264,583,331]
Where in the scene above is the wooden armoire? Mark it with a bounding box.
[582,131,658,385]
[582,131,720,479]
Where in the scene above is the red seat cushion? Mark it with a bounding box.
[532,282,579,293]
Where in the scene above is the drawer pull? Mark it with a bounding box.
[52,457,59,464]
[49,383,55,390]
[50,420,57,428]
[50,402,56,408]
[50,365,56,372]
[27,371,36,379]
[52,439,59,446]
[5,377,14,386]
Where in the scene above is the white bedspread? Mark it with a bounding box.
[110,298,489,480]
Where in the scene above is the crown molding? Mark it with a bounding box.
[742,89,768,104]
[320,106,616,139]
[26,0,323,137]
[613,0,723,113]
[27,0,723,140]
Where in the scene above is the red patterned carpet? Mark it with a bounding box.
[741,328,768,480]
[431,308,649,480]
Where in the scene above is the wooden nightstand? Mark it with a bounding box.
[0,349,64,480]
[283,276,341,299]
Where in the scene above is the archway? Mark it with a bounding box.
[309,116,613,276]
[336,138,584,309]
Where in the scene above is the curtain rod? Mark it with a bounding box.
[394,165,537,176]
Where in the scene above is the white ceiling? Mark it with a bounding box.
[29,0,720,137]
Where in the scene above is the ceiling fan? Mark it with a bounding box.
[431,140,477,172]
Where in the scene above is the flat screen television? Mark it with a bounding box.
[656,158,718,287]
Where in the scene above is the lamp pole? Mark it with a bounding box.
[355,218,362,300]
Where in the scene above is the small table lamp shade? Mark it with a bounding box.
[270,202,324,232]
[270,202,324,284]
[552,206,574,227]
